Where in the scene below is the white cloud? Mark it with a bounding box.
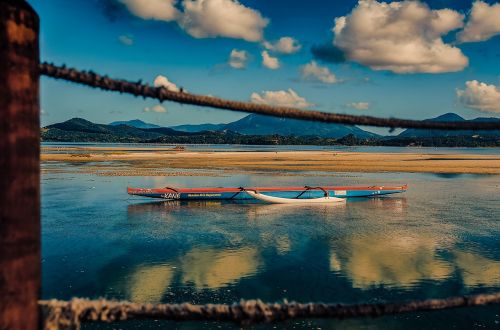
[261,50,280,69]
[457,1,500,43]
[333,0,468,73]
[153,75,179,92]
[456,80,500,113]
[228,49,248,69]
[120,0,268,42]
[263,37,301,54]
[250,89,312,108]
[346,102,370,110]
[300,61,339,84]
[179,0,268,41]
[143,104,167,113]
[120,0,180,21]
[118,34,134,46]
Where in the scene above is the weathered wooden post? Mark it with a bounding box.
[0,0,40,328]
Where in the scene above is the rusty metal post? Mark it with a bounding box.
[0,0,40,329]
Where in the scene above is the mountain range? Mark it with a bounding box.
[42,118,347,145]
[111,114,379,139]
[109,119,161,129]
[397,113,500,138]
[109,113,500,138]
[41,113,499,146]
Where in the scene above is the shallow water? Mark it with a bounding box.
[42,142,500,155]
[41,169,500,329]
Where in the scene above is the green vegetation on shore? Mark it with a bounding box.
[42,118,500,148]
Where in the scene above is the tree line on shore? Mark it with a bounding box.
[42,128,500,147]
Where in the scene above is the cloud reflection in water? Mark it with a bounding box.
[127,264,175,303]
[125,197,499,298]
[330,234,453,289]
[180,247,261,289]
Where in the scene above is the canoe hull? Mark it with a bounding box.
[127,185,408,200]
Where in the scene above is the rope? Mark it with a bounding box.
[39,292,500,330]
[303,185,329,197]
[39,62,500,131]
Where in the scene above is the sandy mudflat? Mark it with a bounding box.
[40,147,500,175]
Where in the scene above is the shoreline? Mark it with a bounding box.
[40,147,500,175]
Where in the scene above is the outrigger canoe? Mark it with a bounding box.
[127,184,408,201]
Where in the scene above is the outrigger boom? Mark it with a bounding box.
[127,184,408,201]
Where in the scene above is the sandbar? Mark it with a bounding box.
[41,147,500,175]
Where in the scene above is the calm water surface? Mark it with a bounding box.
[41,166,500,329]
[41,142,500,155]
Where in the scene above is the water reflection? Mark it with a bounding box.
[260,232,292,255]
[357,197,408,214]
[453,251,500,287]
[42,169,500,328]
[126,198,404,214]
[330,234,453,289]
[246,202,347,221]
[122,247,261,301]
[125,197,500,293]
[180,247,261,289]
[127,200,248,214]
[433,173,465,179]
[128,264,174,303]
[329,232,500,289]
[127,200,183,214]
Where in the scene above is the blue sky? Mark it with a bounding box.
[31,0,500,132]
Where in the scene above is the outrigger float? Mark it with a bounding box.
[244,189,345,204]
[127,184,408,202]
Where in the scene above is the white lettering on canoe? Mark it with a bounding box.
[161,193,180,200]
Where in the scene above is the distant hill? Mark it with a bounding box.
[222,114,379,138]
[166,114,378,138]
[44,118,166,142]
[398,113,500,138]
[109,119,161,129]
[42,118,245,143]
[41,118,336,144]
[107,114,379,138]
[41,117,378,145]
[170,123,226,132]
